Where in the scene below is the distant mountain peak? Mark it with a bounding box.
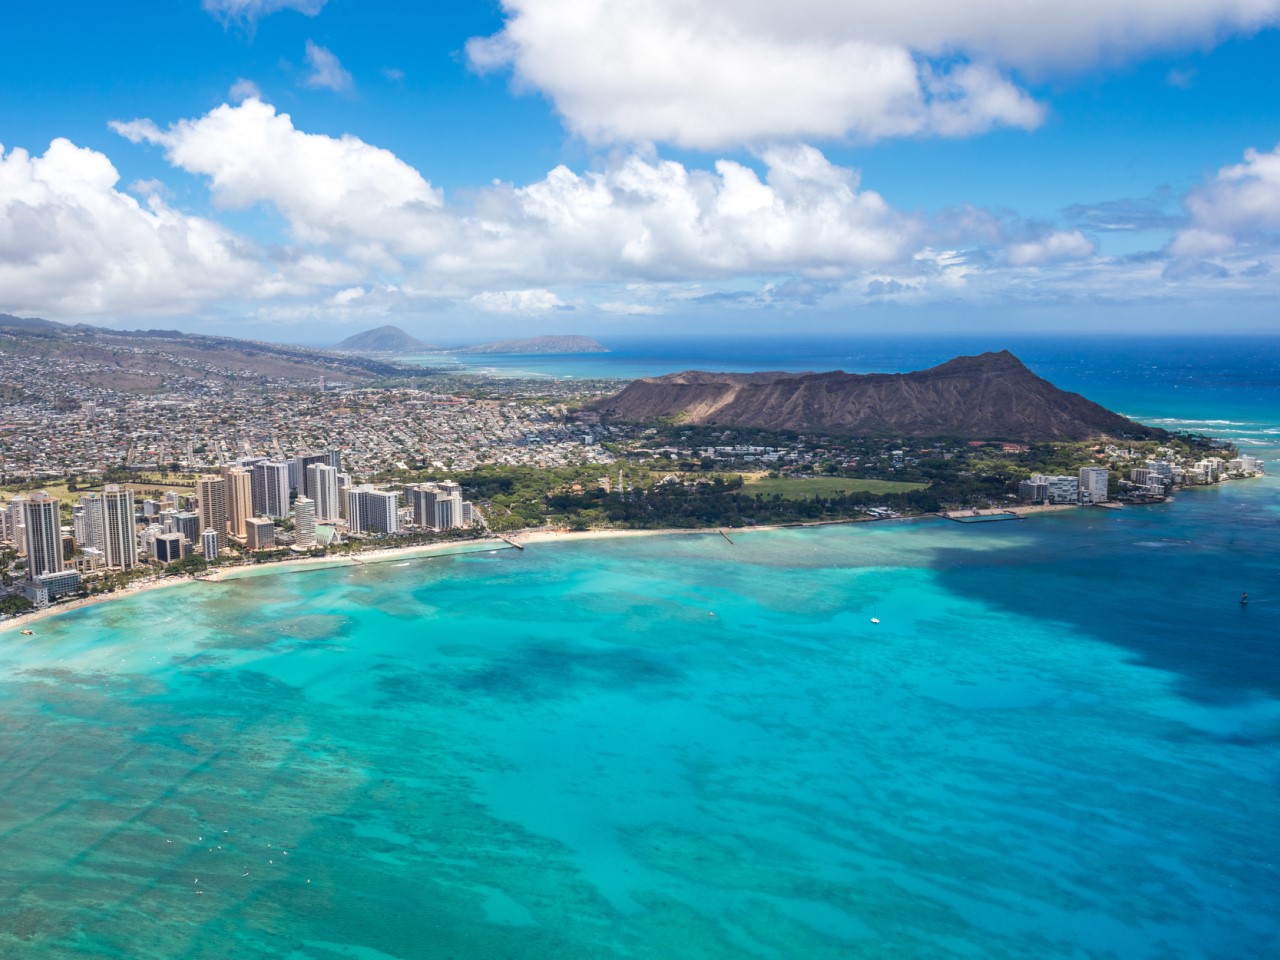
[332,326,437,353]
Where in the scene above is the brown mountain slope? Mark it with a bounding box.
[0,319,402,393]
[590,351,1164,441]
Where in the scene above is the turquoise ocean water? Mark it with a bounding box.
[2,338,1278,958]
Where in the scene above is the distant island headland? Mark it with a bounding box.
[454,335,609,355]
[327,328,609,357]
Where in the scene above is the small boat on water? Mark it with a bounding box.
[20,629,34,635]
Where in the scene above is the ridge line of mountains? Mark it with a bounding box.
[2,313,1159,441]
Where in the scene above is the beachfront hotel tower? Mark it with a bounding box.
[225,468,253,539]
[196,475,227,554]
[294,497,317,548]
[1079,467,1110,504]
[21,493,64,579]
[78,494,106,555]
[346,486,400,535]
[153,532,186,564]
[252,461,291,519]
[101,484,138,570]
[408,483,439,528]
[201,528,219,560]
[245,517,275,551]
[307,462,341,523]
[407,481,471,531]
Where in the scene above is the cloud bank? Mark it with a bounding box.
[2,98,1276,323]
[468,0,1280,148]
[0,138,259,316]
[1172,143,1280,255]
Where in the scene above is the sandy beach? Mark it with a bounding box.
[0,539,516,634]
[0,574,198,634]
[941,503,1083,518]
[0,508,1072,635]
[0,527,763,634]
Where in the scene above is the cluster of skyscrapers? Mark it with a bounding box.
[1,447,479,608]
[1019,454,1264,505]
[1018,467,1111,505]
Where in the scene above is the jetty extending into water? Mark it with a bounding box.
[940,510,1022,523]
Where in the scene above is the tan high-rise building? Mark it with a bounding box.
[22,493,64,579]
[226,468,253,539]
[196,475,227,554]
[245,517,275,551]
[101,484,138,570]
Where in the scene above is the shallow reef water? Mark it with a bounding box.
[2,490,1278,958]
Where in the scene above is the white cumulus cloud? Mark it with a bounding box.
[332,286,366,305]
[446,145,917,286]
[1006,230,1096,266]
[0,138,261,317]
[302,41,353,93]
[1172,143,1280,255]
[113,101,916,291]
[469,289,567,314]
[111,99,442,253]
[469,0,1280,148]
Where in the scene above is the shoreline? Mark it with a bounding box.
[0,539,520,634]
[0,499,1168,635]
[0,523,833,634]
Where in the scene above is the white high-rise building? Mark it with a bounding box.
[5,495,27,554]
[294,497,317,548]
[201,528,220,560]
[434,496,457,530]
[101,484,139,570]
[22,493,64,580]
[408,481,472,530]
[346,486,400,534]
[1079,467,1109,504]
[307,463,341,523]
[1045,475,1080,504]
[77,495,106,554]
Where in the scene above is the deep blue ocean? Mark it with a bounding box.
[2,336,1278,958]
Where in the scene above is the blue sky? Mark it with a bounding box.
[2,1,1279,342]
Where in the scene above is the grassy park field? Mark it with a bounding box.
[741,475,928,499]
